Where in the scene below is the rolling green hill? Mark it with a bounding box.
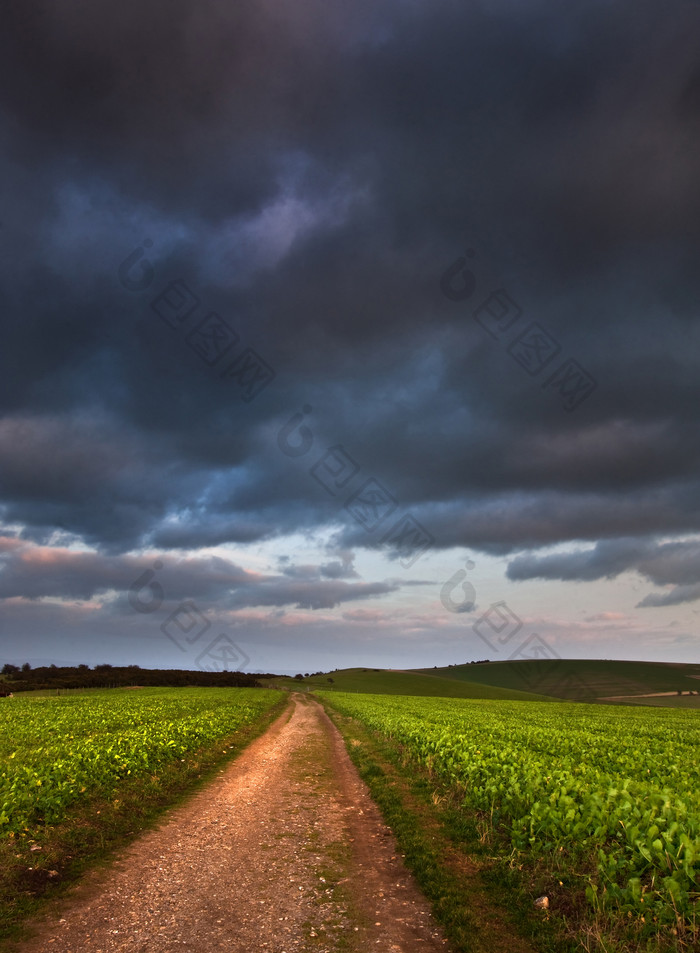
[260,667,553,701]
[261,659,700,706]
[411,658,700,703]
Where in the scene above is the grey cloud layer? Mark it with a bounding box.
[507,538,700,607]
[2,0,700,567]
[0,537,397,610]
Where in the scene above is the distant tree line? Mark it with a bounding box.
[0,662,281,692]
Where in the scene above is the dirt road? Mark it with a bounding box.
[15,694,449,953]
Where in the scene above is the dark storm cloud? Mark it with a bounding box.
[507,539,659,583]
[637,585,700,608]
[507,538,700,607]
[227,578,398,611]
[2,0,700,573]
[0,536,398,609]
[0,537,251,601]
[278,550,359,581]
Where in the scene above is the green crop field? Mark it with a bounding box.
[0,687,281,834]
[320,691,700,947]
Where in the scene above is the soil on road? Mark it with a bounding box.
[15,693,449,953]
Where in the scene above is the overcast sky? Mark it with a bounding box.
[2,0,700,675]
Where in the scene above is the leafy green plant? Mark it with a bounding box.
[0,687,280,833]
[319,691,700,935]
